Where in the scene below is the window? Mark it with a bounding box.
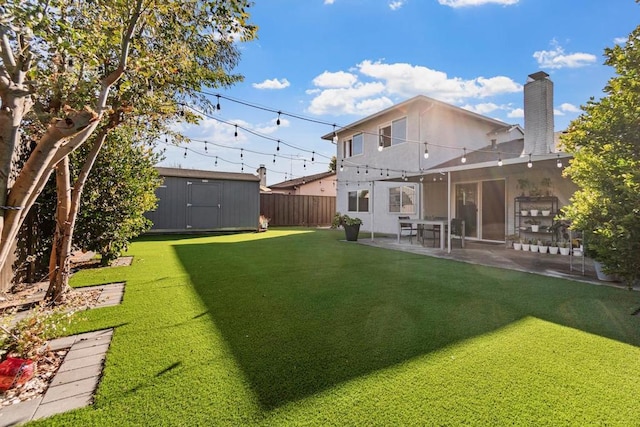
[389,185,416,213]
[379,117,407,149]
[343,133,363,157]
[348,189,369,212]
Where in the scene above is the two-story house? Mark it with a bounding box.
[322,71,576,244]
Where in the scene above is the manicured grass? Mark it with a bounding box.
[37,229,640,425]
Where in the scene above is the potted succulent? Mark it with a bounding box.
[549,241,559,255]
[530,240,539,253]
[526,218,541,232]
[538,240,550,254]
[332,212,363,241]
[559,241,571,255]
[522,239,531,252]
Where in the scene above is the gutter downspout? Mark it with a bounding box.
[447,171,451,254]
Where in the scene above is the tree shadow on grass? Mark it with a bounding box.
[173,231,640,410]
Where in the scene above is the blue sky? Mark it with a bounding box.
[160,0,639,185]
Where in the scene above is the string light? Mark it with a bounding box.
[312,151,315,162]
[241,162,244,172]
[204,141,208,152]
[527,154,533,168]
[357,166,360,174]
[183,147,187,158]
[273,154,276,163]
[234,124,238,138]
[332,125,338,143]
[378,135,384,152]
[240,148,243,159]
[215,156,218,166]
[276,111,281,126]
[556,154,563,168]
[276,140,280,151]
[423,142,429,159]
[461,148,467,164]
[216,95,221,110]
[386,169,389,177]
[497,152,503,167]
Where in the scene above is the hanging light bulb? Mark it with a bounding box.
[461,148,467,164]
[183,147,187,158]
[273,154,276,163]
[357,166,360,174]
[276,111,281,126]
[378,135,384,152]
[340,160,344,171]
[241,162,244,172]
[380,169,383,176]
[423,142,429,159]
[386,169,389,177]
[420,176,424,182]
[204,141,208,152]
[276,140,280,151]
[312,151,315,162]
[332,125,338,143]
[556,154,563,168]
[216,95,221,110]
[240,148,243,159]
[304,160,307,170]
[497,152,503,167]
[234,124,238,138]
[215,156,218,167]
[365,165,368,174]
[527,154,533,168]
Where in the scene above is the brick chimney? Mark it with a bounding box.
[256,164,267,187]
[524,71,554,155]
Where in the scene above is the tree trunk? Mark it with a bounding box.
[46,157,72,303]
[45,128,109,303]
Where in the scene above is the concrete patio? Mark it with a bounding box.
[357,235,632,289]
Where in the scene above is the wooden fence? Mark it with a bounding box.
[260,194,335,227]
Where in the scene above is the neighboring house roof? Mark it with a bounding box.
[269,171,336,190]
[156,167,260,182]
[320,94,511,141]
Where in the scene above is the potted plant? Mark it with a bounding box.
[541,209,551,217]
[530,208,539,217]
[332,212,363,241]
[530,240,539,253]
[548,241,559,255]
[520,205,529,217]
[526,218,540,232]
[540,177,553,196]
[538,240,550,254]
[522,239,531,252]
[559,241,571,255]
[517,178,531,197]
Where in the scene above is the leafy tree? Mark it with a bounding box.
[561,24,640,288]
[328,155,336,172]
[72,127,161,266]
[0,1,256,301]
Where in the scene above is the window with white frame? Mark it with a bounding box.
[388,185,416,213]
[343,133,363,158]
[348,189,369,212]
[379,117,407,149]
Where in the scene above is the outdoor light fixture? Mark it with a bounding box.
[461,148,467,164]
[556,154,563,168]
[527,154,533,168]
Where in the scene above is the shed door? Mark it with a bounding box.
[187,181,221,229]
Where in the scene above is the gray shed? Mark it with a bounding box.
[146,167,260,232]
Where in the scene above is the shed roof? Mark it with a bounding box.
[156,167,260,182]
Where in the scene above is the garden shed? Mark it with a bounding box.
[146,167,260,232]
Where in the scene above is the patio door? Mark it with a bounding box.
[481,180,506,241]
[455,183,477,238]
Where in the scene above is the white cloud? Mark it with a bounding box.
[256,118,290,134]
[533,41,596,69]
[614,37,627,45]
[507,108,524,118]
[252,78,291,90]
[461,102,505,115]
[553,109,564,116]
[313,71,358,88]
[389,1,406,10]
[559,102,580,113]
[438,0,518,7]
[307,60,522,116]
[324,0,335,4]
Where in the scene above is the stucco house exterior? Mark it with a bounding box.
[321,71,576,244]
[268,171,337,196]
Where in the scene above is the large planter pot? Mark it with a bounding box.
[530,225,539,232]
[538,245,549,254]
[530,244,539,253]
[513,243,522,251]
[594,261,618,282]
[549,246,559,255]
[559,247,570,256]
[343,224,360,241]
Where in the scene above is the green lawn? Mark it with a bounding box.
[37,229,640,425]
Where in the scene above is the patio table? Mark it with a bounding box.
[397,218,446,250]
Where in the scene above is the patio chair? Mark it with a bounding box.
[399,216,416,244]
[450,218,465,248]
[420,224,441,248]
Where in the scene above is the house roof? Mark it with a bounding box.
[321,94,512,141]
[269,170,336,189]
[156,167,260,182]
[422,139,572,175]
